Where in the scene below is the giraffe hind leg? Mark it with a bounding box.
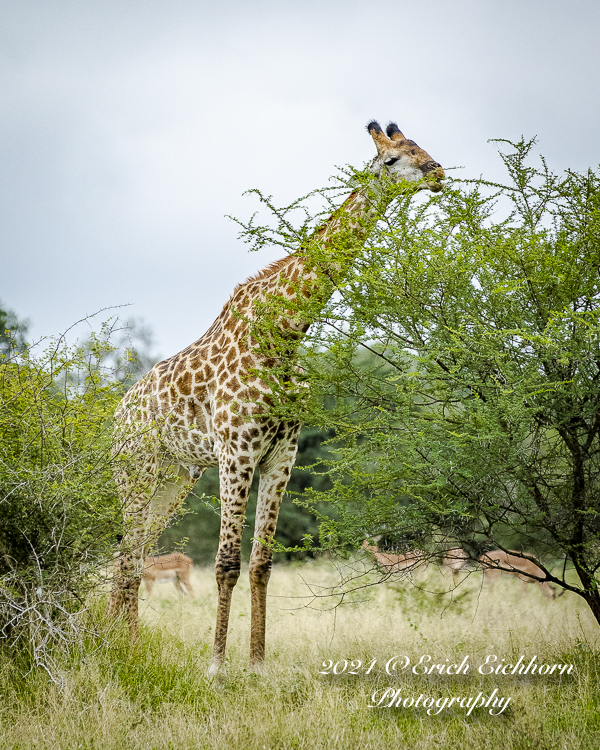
[108,460,195,638]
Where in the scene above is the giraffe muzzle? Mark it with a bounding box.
[420,160,445,191]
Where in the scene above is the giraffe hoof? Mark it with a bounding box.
[249,661,267,676]
[207,659,224,678]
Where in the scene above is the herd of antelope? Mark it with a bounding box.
[361,538,563,599]
[148,544,563,600]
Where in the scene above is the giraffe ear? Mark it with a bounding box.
[386,122,406,142]
[367,120,392,156]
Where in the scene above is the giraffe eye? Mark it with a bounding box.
[384,158,399,166]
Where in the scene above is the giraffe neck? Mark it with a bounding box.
[246,169,395,342]
[309,164,392,278]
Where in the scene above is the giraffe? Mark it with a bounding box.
[108,120,444,674]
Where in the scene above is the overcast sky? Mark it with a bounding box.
[2,0,599,358]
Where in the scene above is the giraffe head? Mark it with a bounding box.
[367,120,444,192]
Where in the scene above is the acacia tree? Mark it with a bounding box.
[237,140,600,625]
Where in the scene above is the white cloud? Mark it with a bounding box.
[1,0,599,354]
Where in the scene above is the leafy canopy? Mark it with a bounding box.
[236,139,600,620]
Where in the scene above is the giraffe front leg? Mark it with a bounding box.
[249,422,301,669]
[209,452,255,677]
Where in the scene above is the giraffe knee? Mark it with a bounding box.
[216,567,241,589]
[215,551,241,589]
[123,577,141,599]
[249,555,272,588]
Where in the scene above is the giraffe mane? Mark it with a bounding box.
[231,255,297,296]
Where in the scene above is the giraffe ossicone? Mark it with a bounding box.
[108,121,444,673]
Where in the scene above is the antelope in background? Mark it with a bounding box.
[142,553,194,598]
[361,537,425,574]
[478,549,562,599]
[442,548,469,580]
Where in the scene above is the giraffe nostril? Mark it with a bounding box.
[421,160,441,174]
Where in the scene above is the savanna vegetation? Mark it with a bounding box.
[2,137,600,748]
[0,563,597,749]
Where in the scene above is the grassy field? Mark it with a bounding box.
[0,559,599,749]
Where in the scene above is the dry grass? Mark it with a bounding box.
[0,559,598,749]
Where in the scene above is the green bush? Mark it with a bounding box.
[0,325,123,671]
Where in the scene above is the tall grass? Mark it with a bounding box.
[0,560,598,749]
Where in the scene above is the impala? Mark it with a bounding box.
[442,548,469,580]
[362,537,425,574]
[142,553,194,597]
[478,549,560,599]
